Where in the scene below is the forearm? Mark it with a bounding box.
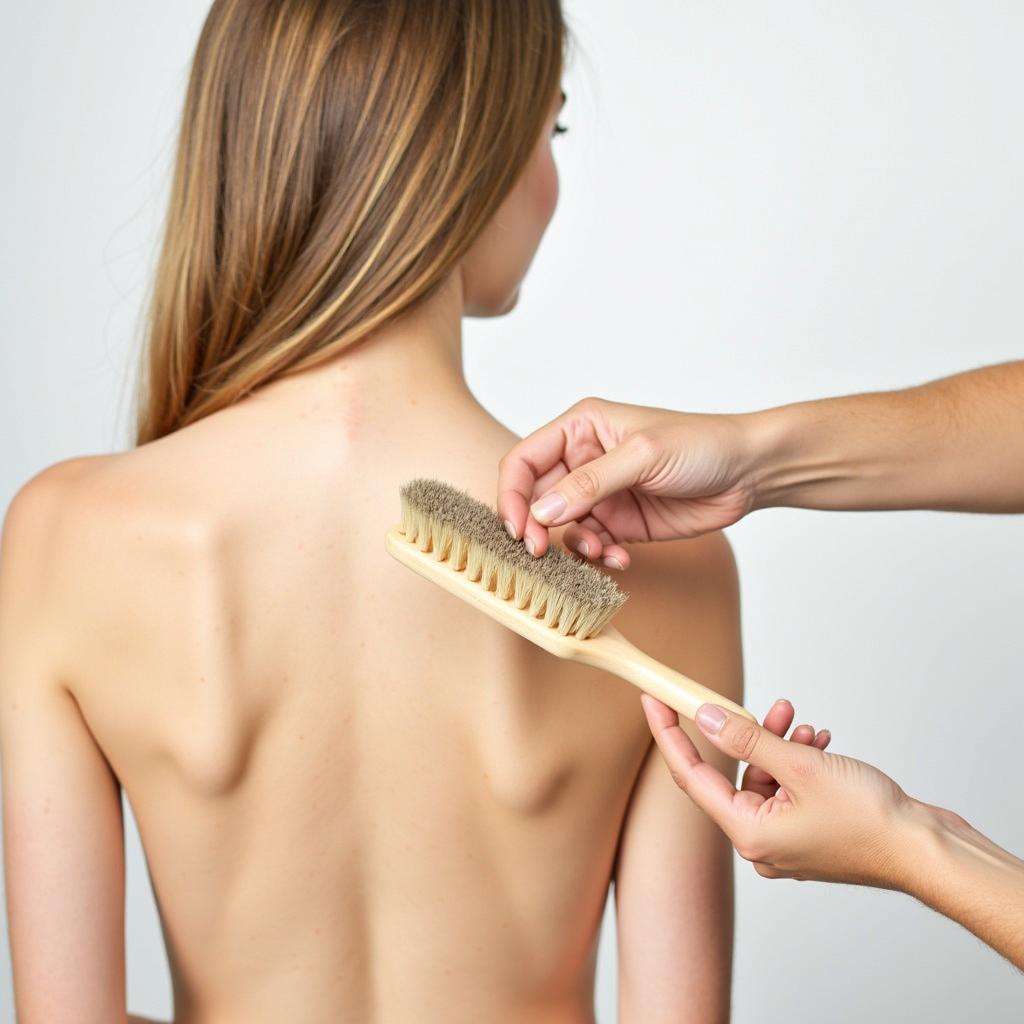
[895,800,1024,970]
[746,361,1024,513]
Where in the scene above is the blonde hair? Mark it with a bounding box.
[133,0,566,445]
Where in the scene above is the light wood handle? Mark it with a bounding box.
[569,625,756,723]
[385,525,755,724]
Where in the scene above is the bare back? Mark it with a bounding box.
[43,366,743,1023]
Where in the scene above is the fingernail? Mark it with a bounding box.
[524,536,536,556]
[576,540,590,558]
[504,520,517,540]
[695,703,728,735]
[530,493,566,524]
[603,556,623,570]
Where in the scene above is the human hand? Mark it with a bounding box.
[641,694,915,889]
[497,397,760,563]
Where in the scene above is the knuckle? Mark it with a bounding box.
[728,723,760,762]
[734,837,759,863]
[568,466,601,500]
[572,395,604,414]
[626,429,660,464]
[498,448,526,475]
[936,806,970,831]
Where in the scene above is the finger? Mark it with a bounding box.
[640,694,745,825]
[601,544,630,571]
[694,703,820,792]
[812,729,831,750]
[563,523,605,561]
[529,443,644,529]
[497,415,581,540]
[762,699,795,737]
[561,522,634,571]
[741,700,795,793]
[740,765,781,801]
[575,515,632,570]
[532,462,569,502]
[522,514,552,558]
[789,723,815,745]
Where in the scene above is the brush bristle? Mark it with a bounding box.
[399,478,628,639]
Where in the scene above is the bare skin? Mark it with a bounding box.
[495,364,1024,970]
[0,277,745,1023]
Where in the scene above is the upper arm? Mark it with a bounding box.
[0,468,127,1023]
[612,532,743,1024]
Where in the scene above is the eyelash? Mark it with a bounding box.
[553,122,569,137]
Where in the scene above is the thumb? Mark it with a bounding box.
[529,443,644,526]
[694,703,815,790]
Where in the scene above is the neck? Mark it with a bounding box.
[311,272,471,407]
[256,271,476,418]
[340,271,470,395]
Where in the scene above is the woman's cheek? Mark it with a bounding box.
[535,153,560,223]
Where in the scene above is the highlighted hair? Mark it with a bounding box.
[133,0,566,444]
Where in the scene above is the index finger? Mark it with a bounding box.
[641,693,743,826]
[497,413,576,552]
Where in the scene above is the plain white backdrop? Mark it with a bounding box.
[3,2,1023,1020]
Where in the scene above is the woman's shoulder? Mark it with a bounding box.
[620,530,739,609]
[612,531,743,706]
[4,453,120,552]
[1,448,210,664]
[5,445,202,547]
[1,455,130,689]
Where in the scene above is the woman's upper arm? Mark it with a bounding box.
[0,469,127,1023]
[611,532,743,1024]
[614,739,734,1023]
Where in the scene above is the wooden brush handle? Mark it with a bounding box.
[383,525,755,724]
[572,626,756,723]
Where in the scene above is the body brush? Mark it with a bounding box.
[385,479,754,723]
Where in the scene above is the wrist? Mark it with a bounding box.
[739,392,906,512]
[886,797,948,898]
[889,796,1024,969]
[737,403,821,511]
[888,797,1016,905]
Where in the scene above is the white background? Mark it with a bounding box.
[3,2,1023,1020]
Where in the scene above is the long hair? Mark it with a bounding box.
[133,0,566,445]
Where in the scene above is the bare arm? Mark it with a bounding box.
[496,360,1024,563]
[0,468,131,1022]
[752,360,1024,513]
[612,534,743,1023]
[644,698,1024,972]
[614,738,735,1023]
[901,802,1024,970]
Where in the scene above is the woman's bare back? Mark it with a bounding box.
[42,354,742,1023]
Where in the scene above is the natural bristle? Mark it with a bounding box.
[399,478,628,639]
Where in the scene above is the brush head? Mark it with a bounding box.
[398,478,628,639]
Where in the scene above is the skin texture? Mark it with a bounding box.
[1,94,744,1023]
[643,696,1024,971]
[496,362,1024,565]
[495,375,1024,970]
